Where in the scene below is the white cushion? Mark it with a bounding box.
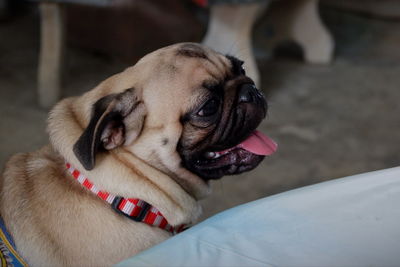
[116,167,400,267]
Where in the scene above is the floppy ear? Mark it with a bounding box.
[73,88,145,170]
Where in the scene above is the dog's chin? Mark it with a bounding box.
[191,148,265,180]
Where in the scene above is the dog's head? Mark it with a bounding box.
[72,43,276,198]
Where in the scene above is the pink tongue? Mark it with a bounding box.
[237,130,277,156]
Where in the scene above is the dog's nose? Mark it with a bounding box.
[238,84,257,103]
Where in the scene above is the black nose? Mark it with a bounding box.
[238,84,258,103]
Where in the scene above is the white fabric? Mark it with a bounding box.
[116,167,400,267]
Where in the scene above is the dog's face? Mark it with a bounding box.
[73,43,276,198]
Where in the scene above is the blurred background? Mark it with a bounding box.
[0,0,399,220]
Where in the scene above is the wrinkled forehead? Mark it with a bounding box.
[139,43,237,122]
[149,43,232,82]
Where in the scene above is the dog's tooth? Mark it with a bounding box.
[214,152,222,159]
[204,152,216,159]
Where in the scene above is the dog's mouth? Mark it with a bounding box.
[192,130,277,180]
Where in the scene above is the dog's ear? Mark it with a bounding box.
[73,88,145,170]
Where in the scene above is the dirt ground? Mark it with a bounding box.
[0,5,399,220]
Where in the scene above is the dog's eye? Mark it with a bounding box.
[198,98,220,117]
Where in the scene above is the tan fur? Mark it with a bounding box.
[0,43,235,266]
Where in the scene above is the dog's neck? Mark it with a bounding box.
[47,97,202,226]
[65,162,188,233]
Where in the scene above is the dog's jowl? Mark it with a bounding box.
[0,43,277,267]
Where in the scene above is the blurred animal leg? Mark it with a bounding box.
[38,2,65,108]
[202,1,270,87]
[287,0,334,64]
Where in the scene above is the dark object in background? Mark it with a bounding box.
[0,0,6,19]
[1,0,30,20]
[322,0,400,20]
[67,0,206,63]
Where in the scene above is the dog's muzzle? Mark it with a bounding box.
[180,80,277,181]
[238,83,265,108]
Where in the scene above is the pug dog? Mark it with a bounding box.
[0,43,277,266]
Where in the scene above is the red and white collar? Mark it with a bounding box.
[66,163,187,234]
